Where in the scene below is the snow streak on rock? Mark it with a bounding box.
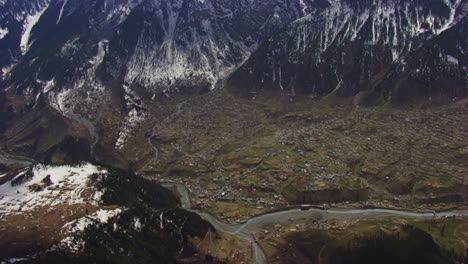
[287,0,466,63]
[42,78,56,93]
[55,0,68,24]
[0,26,8,39]
[231,0,467,98]
[437,0,464,34]
[115,108,147,150]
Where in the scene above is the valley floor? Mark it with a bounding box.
[139,92,467,222]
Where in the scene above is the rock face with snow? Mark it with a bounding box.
[0,0,333,162]
[1,0,331,94]
[0,163,107,214]
[228,0,467,103]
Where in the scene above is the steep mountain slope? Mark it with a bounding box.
[0,0,332,165]
[0,0,53,68]
[1,0,331,93]
[228,0,467,104]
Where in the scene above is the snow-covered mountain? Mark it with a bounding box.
[1,0,466,108]
[228,0,467,103]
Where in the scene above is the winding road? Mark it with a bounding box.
[140,99,191,172]
[163,182,468,264]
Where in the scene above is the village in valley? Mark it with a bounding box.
[138,95,467,225]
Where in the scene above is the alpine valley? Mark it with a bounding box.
[0,0,467,263]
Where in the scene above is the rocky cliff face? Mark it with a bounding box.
[228,0,467,104]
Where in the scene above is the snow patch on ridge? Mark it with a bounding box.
[1,64,15,79]
[43,78,56,93]
[89,40,108,66]
[105,0,143,24]
[20,4,49,55]
[56,208,123,253]
[133,217,142,231]
[55,237,86,254]
[446,55,459,65]
[62,208,123,234]
[0,163,108,215]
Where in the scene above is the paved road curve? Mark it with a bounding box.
[163,183,468,264]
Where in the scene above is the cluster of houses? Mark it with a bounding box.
[151,166,291,220]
